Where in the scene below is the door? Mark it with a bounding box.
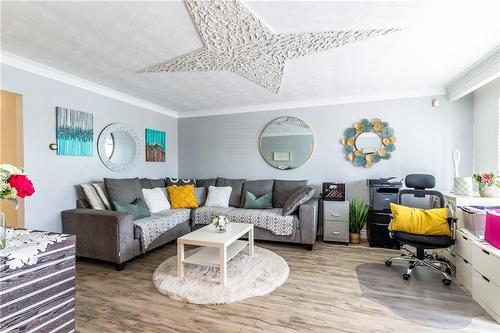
[0,90,24,228]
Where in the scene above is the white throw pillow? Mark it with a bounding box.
[142,188,170,213]
[204,186,232,208]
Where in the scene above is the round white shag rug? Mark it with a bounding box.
[153,246,289,304]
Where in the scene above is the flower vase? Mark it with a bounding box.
[0,212,6,250]
[479,184,499,198]
[215,224,226,233]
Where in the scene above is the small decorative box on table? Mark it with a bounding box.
[0,229,76,333]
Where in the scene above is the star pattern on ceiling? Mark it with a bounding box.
[140,0,400,93]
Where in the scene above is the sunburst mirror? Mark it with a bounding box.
[341,118,396,168]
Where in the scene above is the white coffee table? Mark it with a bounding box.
[177,223,254,286]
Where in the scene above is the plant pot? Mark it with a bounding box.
[479,184,499,198]
[349,232,361,244]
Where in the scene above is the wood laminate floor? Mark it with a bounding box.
[75,241,498,333]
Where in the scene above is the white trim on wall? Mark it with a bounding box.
[446,45,500,102]
[0,50,179,118]
[178,89,446,118]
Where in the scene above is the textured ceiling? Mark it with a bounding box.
[1,1,500,116]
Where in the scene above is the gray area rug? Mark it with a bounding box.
[356,263,485,329]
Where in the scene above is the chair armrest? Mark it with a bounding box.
[61,209,135,264]
[447,216,458,240]
[299,198,319,245]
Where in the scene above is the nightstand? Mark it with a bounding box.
[322,200,349,245]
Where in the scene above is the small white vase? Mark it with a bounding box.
[479,184,499,198]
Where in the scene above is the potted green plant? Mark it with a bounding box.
[349,197,370,244]
[473,171,499,198]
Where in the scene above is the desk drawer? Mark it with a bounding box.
[323,202,349,221]
[455,255,472,291]
[324,221,349,243]
[473,270,500,317]
[454,230,473,262]
[472,243,500,287]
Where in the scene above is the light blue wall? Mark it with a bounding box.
[1,64,178,232]
[179,95,474,201]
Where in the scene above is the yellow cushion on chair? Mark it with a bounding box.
[167,185,198,209]
[389,203,451,236]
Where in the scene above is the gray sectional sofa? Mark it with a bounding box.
[61,177,318,270]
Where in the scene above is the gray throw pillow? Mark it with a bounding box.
[282,186,315,216]
[272,179,308,208]
[113,198,151,220]
[165,178,196,187]
[216,177,246,207]
[195,187,207,206]
[241,179,274,207]
[104,177,144,208]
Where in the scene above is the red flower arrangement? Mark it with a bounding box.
[9,175,35,198]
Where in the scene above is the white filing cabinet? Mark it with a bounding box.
[454,229,500,324]
[322,201,349,245]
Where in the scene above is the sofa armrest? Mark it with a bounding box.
[298,198,319,246]
[61,209,135,264]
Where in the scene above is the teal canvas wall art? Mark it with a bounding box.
[145,128,166,162]
[56,107,93,156]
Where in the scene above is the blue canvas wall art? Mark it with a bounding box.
[145,128,166,162]
[56,107,93,156]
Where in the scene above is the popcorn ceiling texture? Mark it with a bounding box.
[141,0,399,93]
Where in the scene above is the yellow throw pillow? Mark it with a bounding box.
[167,185,198,209]
[389,203,451,236]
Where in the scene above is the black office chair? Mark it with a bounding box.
[384,174,457,286]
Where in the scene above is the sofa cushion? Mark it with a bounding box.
[166,178,196,187]
[104,177,144,208]
[133,209,190,251]
[244,192,273,209]
[282,186,315,215]
[113,198,151,220]
[192,206,296,236]
[272,179,308,208]
[196,178,216,189]
[216,177,246,207]
[140,178,167,189]
[241,179,274,207]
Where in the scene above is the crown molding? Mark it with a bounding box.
[0,50,179,118]
[178,88,446,118]
[446,45,500,102]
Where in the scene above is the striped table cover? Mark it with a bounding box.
[0,231,76,332]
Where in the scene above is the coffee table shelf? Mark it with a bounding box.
[183,240,248,266]
[177,223,254,286]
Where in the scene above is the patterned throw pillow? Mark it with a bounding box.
[244,191,273,209]
[80,183,112,210]
[167,185,198,209]
[165,178,196,187]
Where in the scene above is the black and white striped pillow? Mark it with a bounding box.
[80,183,112,210]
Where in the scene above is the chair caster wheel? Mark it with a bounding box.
[445,267,452,274]
[402,273,411,280]
[442,279,452,286]
[385,261,392,267]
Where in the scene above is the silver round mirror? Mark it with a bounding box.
[259,116,314,170]
[98,123,140,172]
[355,132,382,154]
